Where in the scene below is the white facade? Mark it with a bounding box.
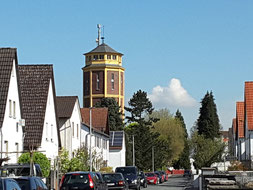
[81,124,109,170]
[1,59,23,163]
[108,132,126,171]
[39,79,59,163]
[59,99,82,158]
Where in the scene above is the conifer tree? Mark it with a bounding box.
[173,110,190,169]
[197,91,221,139]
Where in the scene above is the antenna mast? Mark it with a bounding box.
[96,24,102,46]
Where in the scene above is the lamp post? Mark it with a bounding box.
[152,146,154,172]
[133,135,135,166]
[89,107,92,172]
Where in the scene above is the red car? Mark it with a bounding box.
[145,173,159,185]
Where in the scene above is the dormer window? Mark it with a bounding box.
[107,55,111,59]
[111,73,114,90]
[99,55,104,60]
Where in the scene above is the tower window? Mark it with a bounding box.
[96,74,100,90]
[93,55,98,60]
[112,55,117,60]
[88,56,91,61]
[107,55,111,59]
[111,73,115,90]
[99,55,104,60]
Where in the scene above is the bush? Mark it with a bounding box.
[100,167,113,173]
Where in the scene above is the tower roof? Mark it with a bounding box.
[84,43,123,55]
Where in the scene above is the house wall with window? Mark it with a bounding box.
[39,79,59,162]
[1,59,23,163]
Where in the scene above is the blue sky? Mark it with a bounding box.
[1,0,253,132]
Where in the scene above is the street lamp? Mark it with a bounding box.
[89,107,93,172]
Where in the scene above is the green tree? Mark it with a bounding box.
[70,146,89,171]
[173,110,191,169]
[197,91,221,139]
[125,90,158,126]
[18,152,50,177]
[59,148,71,174]
[190,132,225,169]
[151,109,185,165]
[95,97,123,131]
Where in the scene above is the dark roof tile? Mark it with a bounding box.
[56,96,78,118]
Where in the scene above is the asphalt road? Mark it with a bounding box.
[143,175,192,190]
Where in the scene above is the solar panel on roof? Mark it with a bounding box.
[109,131,124,147]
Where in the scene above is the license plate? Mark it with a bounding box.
[149,180,154,182]
[107,183,115,186]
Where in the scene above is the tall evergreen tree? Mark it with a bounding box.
[95,98,123,131]
[197,91,220,139]
[125,90,158,126]
[173,110,191,169]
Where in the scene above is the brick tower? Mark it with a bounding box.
[82,31,125,112]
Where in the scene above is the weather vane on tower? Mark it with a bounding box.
[96,24,105,46]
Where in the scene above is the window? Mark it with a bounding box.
[72,122,74,137]
[4,141,8,158]
[15,143,19,161]
[93,55,98,60]
[77,124,79,138]
[13,101,16,118]
[112,55,117,60]
[111,73,115,90]
[107,55,111,59]
[9,100,12,117]
[46,123,48,140]
[16,122,19,132]
[99,55,104,60]
[96,73,100,90]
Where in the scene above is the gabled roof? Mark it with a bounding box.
[232,118,236,135]
[19,65,60,149]
[84,43,123,55]
[80,108,109,134]
[0,48,21,128]
[236,101,244,138]
[245,82,253,131]
[56,96,78,118]
[109,131,124,150]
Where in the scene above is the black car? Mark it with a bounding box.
[154,172,163,183]
[0,177,21,190]
[138,172,147,188]
[10,176,47,190]
[115,166,140,190]
[102,173,128,190]
[60,171,108,190]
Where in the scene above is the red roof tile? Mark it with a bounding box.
[80,108,109,134]
[245,82,253,131]
[236,102,244,138]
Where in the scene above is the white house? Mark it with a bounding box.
[80,108,110,170]
[108,131,126,171]
[18,64,60,163]
[0,48,24,164]
[56,96,82,158]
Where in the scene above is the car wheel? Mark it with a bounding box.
[144,182,147,188]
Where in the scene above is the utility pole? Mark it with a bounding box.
[152,146,154,172]
[133,135,135,166]
[89,107,92,172]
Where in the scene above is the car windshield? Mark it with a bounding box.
[63,174,89,185]
[116,168,136,175]
[145,173,155,177]
[102,174,123,182]
[15,179,30,190]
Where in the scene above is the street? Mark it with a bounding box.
[144,175,192,190]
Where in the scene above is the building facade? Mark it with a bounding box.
[82,43,125,112]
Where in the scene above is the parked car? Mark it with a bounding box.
[154,171,164,183]
[138,171,147,188]
[183,170,192,178]
[0,163,43,177]
[60,171,108,190]
[10,176,47,190]
[102,173,128,190]
[115,166,141,190]
[160,171,168,181]
[145,173,159,185]
[0,177,22,190]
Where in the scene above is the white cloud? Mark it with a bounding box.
[148,78,197,108]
